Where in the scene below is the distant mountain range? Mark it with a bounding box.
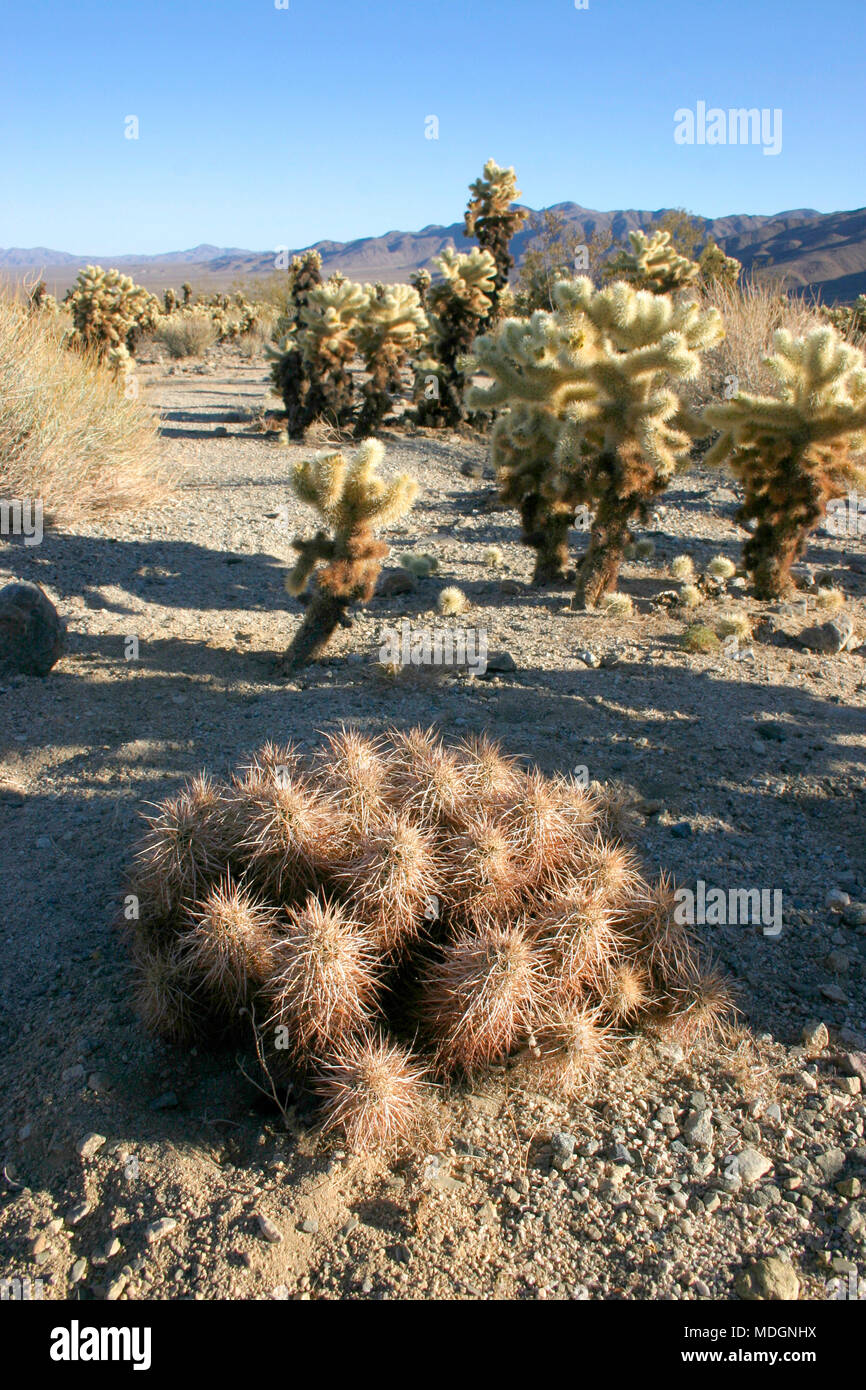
[4,203,866,302]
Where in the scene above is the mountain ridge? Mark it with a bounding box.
[4,204,865,301]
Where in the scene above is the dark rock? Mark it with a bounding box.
[0,581,65,675]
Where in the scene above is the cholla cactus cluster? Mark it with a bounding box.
[414,247,497,428]
[604,230,700,295]
[269,279,368,435]
[469,278,723,603]
[353,283,428,434]
[703,325,866,597]
[698,240,742,287]
[64,265,161,357]
[280,438,417,671]
[464,159,529,322]
[125,727,734,1151]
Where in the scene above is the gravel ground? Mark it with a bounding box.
[1,348,865,1302]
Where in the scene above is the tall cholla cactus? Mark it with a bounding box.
[554,278,723,607]
[467,311,595,583]
[414,247,497,428]
[123,727,735,1151]
[703,326,866,597]
[698,240,742,287]
[605,230,699,295]
[409,268,432,307]
[354,283,428,435]
[464,159,529,322]
[279,439,418,672]
[269,278,369,436]
[64,265,161,357]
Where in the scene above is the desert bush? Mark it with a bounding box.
[123,727,734,1149]
[154,311,218,358]
[464,159,529,323]
[280,438,417,671]
[64,264,161,357]
[703,325,866,597]
[414,248,497,429]
[0,295,169,523]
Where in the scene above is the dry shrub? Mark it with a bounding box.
[154,311,217,358]
[0,294,170,523]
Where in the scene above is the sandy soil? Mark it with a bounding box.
[1,348,864,1302]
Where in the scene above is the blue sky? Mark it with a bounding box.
[1,0,863,254]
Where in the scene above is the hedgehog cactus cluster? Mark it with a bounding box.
[64,264,161,357]
[124,727,734,1150]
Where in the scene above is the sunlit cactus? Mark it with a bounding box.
[123,728,733,1150]
[604,229,700,295]
[354,282,428,434]
[464,158,529,323]
[269,278,370,436]
[698,240,742,287]
[414,247,497,428]
[703,325,866,596]
[64,264,161,357]
[280,438,418,671]
[553,277,723,606]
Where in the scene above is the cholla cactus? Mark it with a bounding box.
[27,280,58,315]
[163,287,178,314]
[464,159,529,322]
[181,282,193,306]
[467,310,594,583]
[823,295,866,343]
[703,326,866,597]
[270,278,370,436]
[123,727,733,1150]
[354,283,428,434]
[280,438,418,671]
[409,268,432,307]
[414,247,497,428]
[64,265,161,357]
[698,240,742,287]
[604,230,699,295]
[553,278,723,607]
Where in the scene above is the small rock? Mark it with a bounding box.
[798,615,854,654]
[377,569,416,597]
[836,1178,861,1199]
[66,1201,90,1226]
[734,1148,772,1185]
[299,1217,319,1235]
[843,903,866,928]
[735,1257,800,1301]
[815,1147,846,1180]
[104,1275,128,1301]
[840,1053,866,1087]
[70,1259,87,1283]
[578,650,600,668]
[213,425,228,437]
[683,1109,714,1150]
[76,1133,106,1161]
[802,1020,829,1051]
[484,650,517,673]
[550,1132,577,1171]
[0,581,66,676]
[826,889,851,911]
[145,1217,178,1246]
[256,1213,283,1244]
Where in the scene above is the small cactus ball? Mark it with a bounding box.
[123,728,734,1150]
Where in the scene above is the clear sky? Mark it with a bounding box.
[1,0,863,254]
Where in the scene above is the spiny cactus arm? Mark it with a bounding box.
[291,452,348,516]
[284,533,335,596]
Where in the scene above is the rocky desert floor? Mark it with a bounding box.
[1,347,865,1302]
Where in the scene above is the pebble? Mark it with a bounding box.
[299,1217,319,1235]
[733,1148,772,1185]
[76,1133,106,1161]
[683,1108,714,1150]
[70,1259,87,1283]
[735,1257,800,1301]
[66,1201,90,1226]
[145,1217,178,1246]
[256,1213,283,1243]
[802,1020,829,1050]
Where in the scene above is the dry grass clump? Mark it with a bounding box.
[153,311,218,358]
[123,728,734,1150]
[0,294,171,524]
